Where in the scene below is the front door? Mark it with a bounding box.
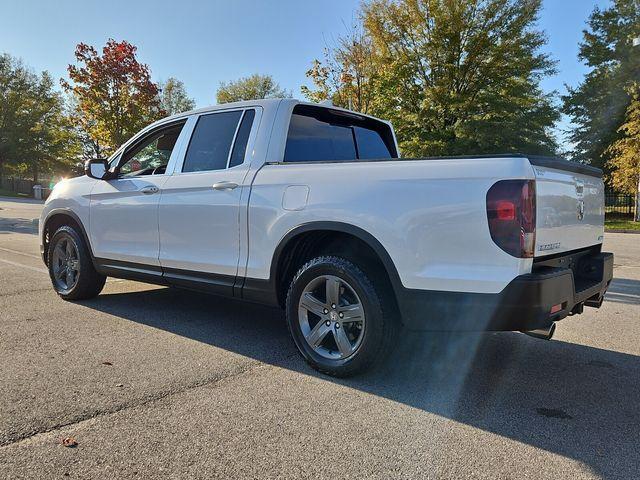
[90,121,187,268]
[158,108,257,294]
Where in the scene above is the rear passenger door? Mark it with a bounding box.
[158,107,258,294]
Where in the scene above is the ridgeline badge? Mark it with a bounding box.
[539,242,561,252]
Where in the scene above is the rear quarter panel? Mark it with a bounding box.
[247,157,535,294]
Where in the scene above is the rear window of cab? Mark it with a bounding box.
[284,105,397,163]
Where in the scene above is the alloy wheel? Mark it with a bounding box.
[51,237,80,292]
[298,275,366,360]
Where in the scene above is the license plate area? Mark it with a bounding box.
[532,245,605,296]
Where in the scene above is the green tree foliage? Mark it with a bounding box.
[0,54,79,181]
[62,39,163,159]
[158,77,196,115]
[563,0,640,170]
[303,0,559,158]
[606,83,640,220]
[216,74,290,104]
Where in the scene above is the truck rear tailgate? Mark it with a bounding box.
[529,156,605,257]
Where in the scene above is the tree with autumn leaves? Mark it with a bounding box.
[606,84,640,221]
[562,0,639,221]
[302,0,559,158]
[61,39,164,159]
[563,0,639,172]
[2,39,195,183]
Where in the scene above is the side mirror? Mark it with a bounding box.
[85,159,108,180]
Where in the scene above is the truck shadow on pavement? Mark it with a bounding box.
[82,286,639,480]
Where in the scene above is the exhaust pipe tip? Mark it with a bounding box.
[522,322,556,340]
[585,296,604,308]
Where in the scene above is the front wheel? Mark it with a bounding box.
[47,225,106,300]
[285,256,397,377]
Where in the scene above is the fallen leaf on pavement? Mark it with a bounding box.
[61,437,78,448]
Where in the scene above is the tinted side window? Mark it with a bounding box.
[354,126,392,159]
[182,111,242,172]
[229,109,255,168]
[284,113,356,162]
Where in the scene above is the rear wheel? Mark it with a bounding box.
[47,225,106,300]
[286,256,397,377]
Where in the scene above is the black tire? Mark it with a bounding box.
[286,256,398,377]
[47,225,106,300]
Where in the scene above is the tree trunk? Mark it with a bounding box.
[635,175,640,222]
[32,164,38,184]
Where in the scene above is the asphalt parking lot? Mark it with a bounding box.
[0,196,638,479]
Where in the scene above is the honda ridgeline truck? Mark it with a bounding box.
[40,99,613,376]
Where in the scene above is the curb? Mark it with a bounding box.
[605,229,640,234]
[0,195,45,204]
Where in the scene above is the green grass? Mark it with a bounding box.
[605,218,640,231]
[0,188,29,198]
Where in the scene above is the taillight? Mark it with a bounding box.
[486,180,536,258]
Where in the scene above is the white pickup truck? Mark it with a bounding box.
[40,99,613,376]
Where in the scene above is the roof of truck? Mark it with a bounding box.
[176,97,283,118]
[162,98,392,126]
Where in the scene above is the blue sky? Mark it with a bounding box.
[2,0,610,145]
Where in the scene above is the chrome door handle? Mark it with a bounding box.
[212,181,238,191]
[140,186,159,195]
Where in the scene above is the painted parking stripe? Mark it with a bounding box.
[0,246,41,259]
[0,257,47,274]
[0,258,127,283]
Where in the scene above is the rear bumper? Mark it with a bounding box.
[398,252,613,331]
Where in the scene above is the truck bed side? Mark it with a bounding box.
[246,156,535,295]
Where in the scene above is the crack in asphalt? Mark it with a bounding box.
[0,360,274,449]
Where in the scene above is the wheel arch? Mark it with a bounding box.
[42,209,94,266]
[267,222,404,309]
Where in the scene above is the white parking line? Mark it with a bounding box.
[0,248,137,285]
[0,246,41,259]
[0,257,47,274]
